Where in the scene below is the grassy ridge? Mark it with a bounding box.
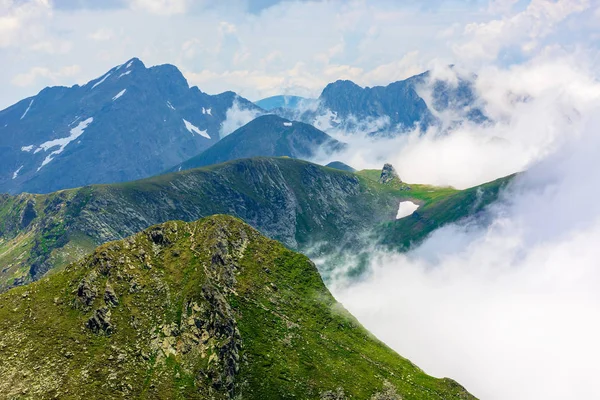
[0,158,513,291]
[0,216,475,399]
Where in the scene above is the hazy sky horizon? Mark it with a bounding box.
[1,0,598,108]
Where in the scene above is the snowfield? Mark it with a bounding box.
[183,119,210,139]
[396,201,419,219]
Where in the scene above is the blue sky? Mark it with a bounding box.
[0,0,598,108]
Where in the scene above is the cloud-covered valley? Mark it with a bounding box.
[325,52,600,399]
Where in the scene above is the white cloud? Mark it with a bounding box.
[219,98,262,137]
[0,0,52,48]
[89,28,114,41]
[454,0,591,62]
[361,51,425,85]
[128,0,189,15]
[29,39,72,54]
[11,64,81,87]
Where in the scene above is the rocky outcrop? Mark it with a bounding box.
[104,282,119,307]
[19,199,37,229]
[77,272,98,307]
[86,307,113,334]
[379,163,401,184]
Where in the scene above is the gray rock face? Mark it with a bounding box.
[86,307,113,334]
[379,163,401,184]
[19,200,37,228]
[0,57,262,194]
[77,273,98,307]
[104,283,119,307]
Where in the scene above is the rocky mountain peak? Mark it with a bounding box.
[320,79,363,99]
[379,163,401,184]
[0,57,261,194]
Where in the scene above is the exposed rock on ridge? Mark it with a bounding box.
[0,215,475,399]
[379,163,401,184]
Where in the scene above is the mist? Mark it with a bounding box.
[219,98,263,138]
[313,55,598,189]
[324,55,600,399]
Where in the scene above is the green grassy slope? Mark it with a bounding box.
[0,215,474,399]
[0,158,514,291]
[0,158,402,290]
[356,170,514,250]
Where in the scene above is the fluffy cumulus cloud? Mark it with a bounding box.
[11,64,81,87]
[0,0,52,48]
[453,0,591,62]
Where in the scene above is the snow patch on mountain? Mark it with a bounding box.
[92,73,111,89]
[126,60,134,69]
[21,145,34,152]
[20,99,34,120]
[183,119,210,139]
[202,107,212,115]
[283,122,293,127]
[69,116,81,126]
[35,117,94,171]
[119,70,131,78]
[112,89,127,101]
[12,166,23,180]
[167,101,175,110]
[396,201,419,219]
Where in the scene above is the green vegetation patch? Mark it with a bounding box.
[0,215,475,399]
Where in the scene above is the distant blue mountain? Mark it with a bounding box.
[255,95,314,111]
[0,58,262,194]
[272,69,486,135]
[168,114,344,172]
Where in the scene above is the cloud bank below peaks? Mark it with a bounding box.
[314,54,599,190]
[327,54,600,399]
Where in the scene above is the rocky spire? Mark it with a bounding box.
[379,163,401,184]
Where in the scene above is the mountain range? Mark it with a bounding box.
[0,157,511,291]
[0,56,510,398]
[274,70,486,135]
[0,58,487,195]
[0,58,261,194]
